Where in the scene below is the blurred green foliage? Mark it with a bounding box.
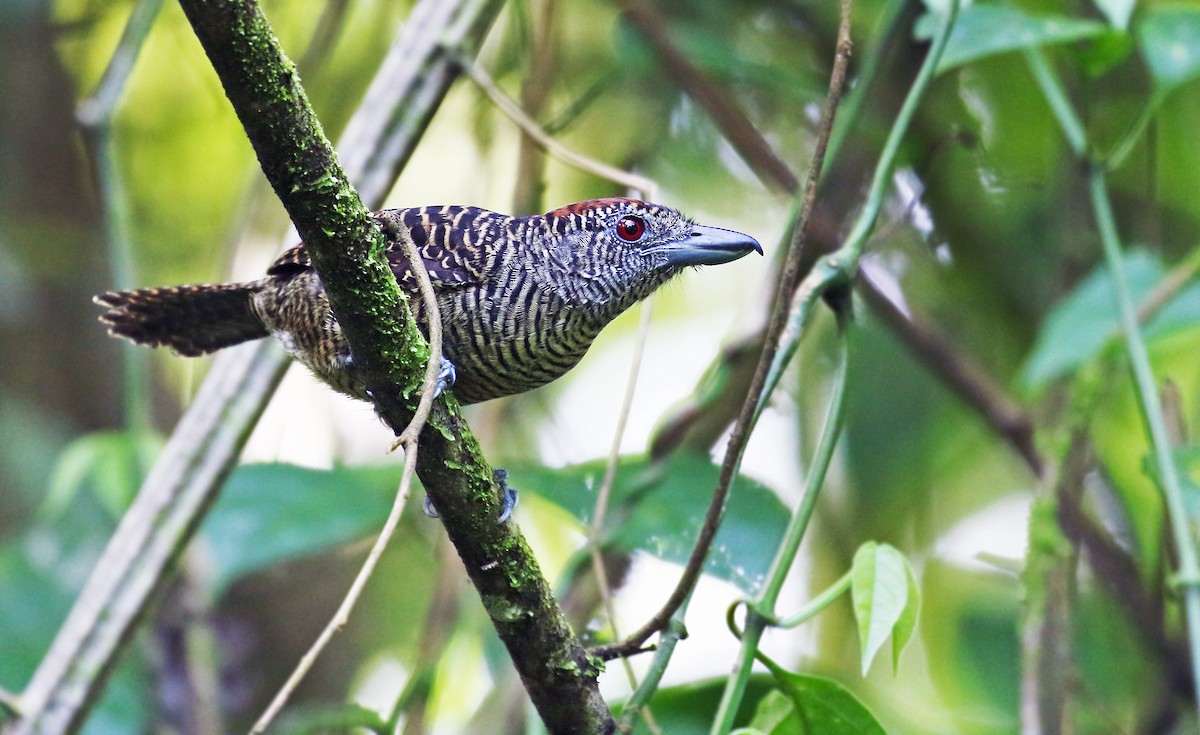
[3,0,1200,732]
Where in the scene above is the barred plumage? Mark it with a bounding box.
[96,198,761,404]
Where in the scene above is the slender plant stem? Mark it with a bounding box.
[596,0,855,662]
[755,0,959,423]
[461,55,657,199]
[840,0,958,264]
[1024,48,1087,158]
[1088,166,1200,724]
[1028,40,1200,724]
[1137,244,1200,324]
[589,296,656,695]
[76,0,166,432]
[708,5,957,729]
[710,330,850,735]
[617,595,691,733]
[1105,91,1162,171]
[774,570,853,629]
[84,130,150,432]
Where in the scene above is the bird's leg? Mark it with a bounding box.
[385,357,456,454]
[423,468,518,523]
[494,468,519,523]
[431,356,456,399]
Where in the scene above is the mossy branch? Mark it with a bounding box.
[175,1,613,733]
[7,4,509,735]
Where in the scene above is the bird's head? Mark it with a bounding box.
[530,198,762,309]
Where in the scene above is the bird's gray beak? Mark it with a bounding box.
[655,224,763,267]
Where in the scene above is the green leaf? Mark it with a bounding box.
[200,463,401,593]
[1021,251,1200,391]
[0,522,152,734]
[758,666,887,735]
[43,431,163,520]
[746,689,798,734]
[851,542,913,677]
[891,559,921,672]
[1092,0,1135,32]
[510,453,788,594]
[1139,6,1200,93]
[915,5,1109,73]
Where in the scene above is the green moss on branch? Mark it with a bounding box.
[175,1,614,731]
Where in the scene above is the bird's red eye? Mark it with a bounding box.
[616,215,646,242]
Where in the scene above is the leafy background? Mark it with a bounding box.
[2,0,1200,733]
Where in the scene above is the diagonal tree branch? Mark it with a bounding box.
[4,2,572,734]
[172,2,612,734]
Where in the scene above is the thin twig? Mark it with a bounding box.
[617,596,690,733]
[251,226,444,734]
[460,55,657,200]
[613,0,799,194]
[75,0,165,433]
[296,0,350,74]
[391,223,448,447]
[249,446,419,734]
[1137,245,1200,324]
[596,0,854,661]
[1025,43,1200,721]
[511,0,557,216]
[589,296,656,694]
[1088,164,1200,725]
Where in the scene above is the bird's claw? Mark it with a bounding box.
[495,468,519,524]
[430,357,456,400]
[422,468,519,524]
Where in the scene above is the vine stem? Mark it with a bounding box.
[710,329,850,735]
[1088,166,1200,724]
[75,0,166,433]
[708,2,959,729]
[1026,43,1200,724]
[593,0,856,664]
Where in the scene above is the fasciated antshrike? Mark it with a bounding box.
[96,198,761,404]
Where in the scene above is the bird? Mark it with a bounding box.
[96,197,762,405]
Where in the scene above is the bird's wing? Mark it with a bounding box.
[267,206,509,291]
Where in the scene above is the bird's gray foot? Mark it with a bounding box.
[431,357,457,399]
[494,468,519,523]
[422,468,518,523]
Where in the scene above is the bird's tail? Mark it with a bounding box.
[95,282,269,356]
